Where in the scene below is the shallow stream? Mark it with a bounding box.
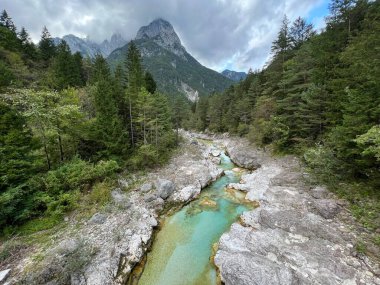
[138,152,253,285]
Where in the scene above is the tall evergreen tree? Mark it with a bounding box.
[144,71,157,94]
[39,26,56,61]
[290,17,315,49]
[0,10,16,33]
[92,55,128,157]
[125,41,144,147]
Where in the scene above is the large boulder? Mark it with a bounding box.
[155,179,175,199]
[312,199,341,219]
[228,149,261,169]
[172,184,201,202]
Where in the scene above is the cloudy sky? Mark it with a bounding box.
[2,0,329,72]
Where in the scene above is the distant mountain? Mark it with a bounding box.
[53,33,127,58]
[99,33,127,57]
[108,19,233,101]
[221,69,247,81]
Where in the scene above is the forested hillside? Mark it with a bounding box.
[107,19,234,100]
[0,11,176,234]
[187,0,380,232]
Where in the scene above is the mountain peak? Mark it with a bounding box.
[135,18,183,55]
[221,69,247,82]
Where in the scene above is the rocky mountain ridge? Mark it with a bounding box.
[221,69,247,81]
[53,33,127,58]
[108,18,233,99]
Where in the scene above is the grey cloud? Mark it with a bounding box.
[2,0,326,72]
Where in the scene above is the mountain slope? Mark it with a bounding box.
[53,33,127,58]
[107,19,233,100]
[222,69,247,81]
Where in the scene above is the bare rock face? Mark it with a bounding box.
[215,138,380,285]
[135,18,185,58]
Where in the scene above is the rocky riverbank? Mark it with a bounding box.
[4,132,379,285]
[5,131,223,285]
[214,136,380,285]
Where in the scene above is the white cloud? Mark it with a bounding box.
[2,0,327,72]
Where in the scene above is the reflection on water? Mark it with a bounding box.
[138,152,253,285]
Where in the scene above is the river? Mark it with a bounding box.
[137,151,254,285]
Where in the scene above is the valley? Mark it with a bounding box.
[1,1,379,284]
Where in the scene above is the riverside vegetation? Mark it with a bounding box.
[0,10,176,238]
[184,0,380,241]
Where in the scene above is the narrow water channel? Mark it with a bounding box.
[137,152,253,285]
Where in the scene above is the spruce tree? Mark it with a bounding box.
[144,71,157,94]
[39,26,56,61]
[290,17,315,49]
[125,41,143,147]
[0,10,16,33]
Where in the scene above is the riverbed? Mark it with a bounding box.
[138,152,253,285]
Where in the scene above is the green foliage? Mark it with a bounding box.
[0,102,36,190]
[42,158,119,195]
[182,1,380,232]
[107,38,233,98]
[48,41,85,90]
[38,26,55,61]
[0,10,178,235]
[144,71,156,94]
[355,125,380,161]
[129,144,160,169]
[86,181,112,207]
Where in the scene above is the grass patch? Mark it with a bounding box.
[0,238,26,265]
[16,215,62,236]
[87,181,112,207]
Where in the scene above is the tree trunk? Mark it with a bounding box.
[143,109,147,144]
[44,144,51,170]
[58,134,64,162]
[128,94,134,147]
[155,117,158,147]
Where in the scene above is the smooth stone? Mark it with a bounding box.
[89,213,106,224]
[140,183,153,193]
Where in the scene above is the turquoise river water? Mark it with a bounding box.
[137,152,253,285]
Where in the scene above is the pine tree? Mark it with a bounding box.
[271,15,291,58]
[92,55,128,157]
[0,10,16,33]
[125,41,144,147]
[0,102,36,190]
[290,17,315,49]
[144,71,157,94]
[39,26,56,61]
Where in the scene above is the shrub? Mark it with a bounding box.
[86,181,112,207]
[129,144,160,169]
